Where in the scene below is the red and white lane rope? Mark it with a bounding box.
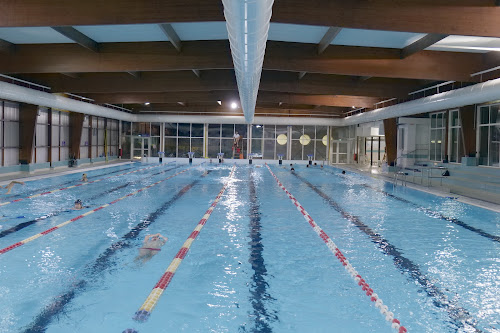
[0,166,191,255]
[265,164,407,333]
[0,163,171,207]
[129,165,236,325]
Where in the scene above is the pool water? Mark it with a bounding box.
[0,162,498,333]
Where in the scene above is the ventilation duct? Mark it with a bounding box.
[0,81,135,122]
[222,0,274,123]
[343,78,500,125]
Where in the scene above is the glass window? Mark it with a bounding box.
[178,123,190,137]
[235,124,247,139]
[451,110,459,127]
[151,123,161,136]
[291,140,302,160]
[490,125,500,166]
[304,126,315,138]
[165,137,177,157]
[316,126,327,138]
[165,123,177,136]
[208,138,220,157]
[191,123,204,137]
[252,125,263,138]
[178,138,190,157]
[191,138,203,157]
[263,140,275,159]
[208,124,220,137]
[264,125,275,139]
[221,138,233,157]
[221,124,234,137]
[251,139,263,156]
[431,114,436,128]
[491,105,500,124]
[479,126,489,165]
[480,107,490,124]
[291,126,303,140]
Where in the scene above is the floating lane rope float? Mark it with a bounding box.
[265,164,408,333]
[0,162,174,207]
[0,166,192,255]
[125,165,235,332]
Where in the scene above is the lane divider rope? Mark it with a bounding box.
[0,162,173,207]
[0,165,192,255]
[265,164,408,333]
[126,165,236,329]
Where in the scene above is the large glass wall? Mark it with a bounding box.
[478,104,500,167]
[124,122,328,160]
[165,123,205,158]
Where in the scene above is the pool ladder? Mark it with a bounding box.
[393,170,408,187]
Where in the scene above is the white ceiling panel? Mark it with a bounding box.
[171,22,228,41]
[268,23,329,44]
[427,35,500,53]
[332,28,426,49]
[74,24,168,43]
[0,27,75,44]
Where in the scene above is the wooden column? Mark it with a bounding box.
[69,112,84,159]
[19,103,38,164]
[47,108,52,164]
[383,118,398,166]
[459,105,476,157]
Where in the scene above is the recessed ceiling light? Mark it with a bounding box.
[145,102,150,106]
[351,106,356,109]
[217,100,222,106]
[231,102,238,109]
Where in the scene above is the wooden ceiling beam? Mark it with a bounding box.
[84,91,380,108]
[1,1,500,37]
[0,41,482,81]
[17,71,418,98]
[317,27,342,54]
[159,23,182,52]
[400,33,449,59]
[0,38,16,53]
[51,26,100,52]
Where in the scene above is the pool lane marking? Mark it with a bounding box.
[130,165,236,325]
[292,170,482,332]
[23,171,214,333]
[4,164,137,201]
[359,184,500,243]
[0,166,192,255]
[0,165,181,239]
[265,164,408,333]
[0,162,172,207]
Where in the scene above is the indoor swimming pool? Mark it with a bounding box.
[0,161,498,333]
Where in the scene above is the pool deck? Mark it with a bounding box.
[342,164,500,213]
[0,159,133,186]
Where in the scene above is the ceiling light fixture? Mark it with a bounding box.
[351,106,356,109]
[217,100,222,106]
[145,102,150,106]
[231,102,238,109]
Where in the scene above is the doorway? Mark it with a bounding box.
[133,136,150,160]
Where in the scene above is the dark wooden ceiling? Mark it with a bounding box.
[1,0,499,118]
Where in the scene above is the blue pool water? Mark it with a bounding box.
[0,162,498,333]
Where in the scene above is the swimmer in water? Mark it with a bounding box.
[135,233,168,264]
[73,199,83,210]
[81,173,88,182]
[0,181,25,194]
